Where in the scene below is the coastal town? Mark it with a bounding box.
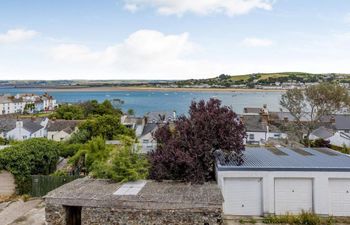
[1,82,350,225]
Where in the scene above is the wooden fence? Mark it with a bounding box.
[31,175,80,197]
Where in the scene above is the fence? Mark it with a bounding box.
[31,175,81,197]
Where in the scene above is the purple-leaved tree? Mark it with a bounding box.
[149,98,246,183]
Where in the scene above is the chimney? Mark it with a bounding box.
[240,116,245,123]
[330,116,336,124]
[173,110,177,120]
[283,117,289,122]
[31,116,36,122]
[16,120,23,128]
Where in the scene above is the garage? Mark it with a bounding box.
[329,179,350,216]
[275,178,313,215]
[223,178,262,216]
[215,147,350,216]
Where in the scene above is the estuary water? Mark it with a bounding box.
[0,88,283,116]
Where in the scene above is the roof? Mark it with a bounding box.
[216,147,350,172]
[242,115,281,133]
[45,178,223,210]
[146,111,175,123]
[311,126,334,139]
[47,120,80,132]
[141,123,158,136]
[321,115,350,130]
[0,118,45,133]
[243,107,261,114]
[269,111,311,122]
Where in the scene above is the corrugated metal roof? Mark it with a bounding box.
[216,147,350,171]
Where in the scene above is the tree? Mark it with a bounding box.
[78,115,135,141]
[51,104,84,120]
[127,109,135,116]
[149,98,246,183]
[69,136,149,182]
[280,83,350,144]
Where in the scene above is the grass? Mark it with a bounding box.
[262,211,347,225]
[239,218,257,224]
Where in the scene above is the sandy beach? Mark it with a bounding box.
[42,86,286,93]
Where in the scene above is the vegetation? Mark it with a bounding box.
[175,72,350,88]
[69,136,148,182]
[0,137,9,145]
[51,99,122,120]
[149,98,246,183]
[263,211,335,225]
[280,83,350,144]
[70,114,135,143]
[0,138,62,194]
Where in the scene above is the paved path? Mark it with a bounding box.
[0,199,43,225]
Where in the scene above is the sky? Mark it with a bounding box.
[0,0,350,80]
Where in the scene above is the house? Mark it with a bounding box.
[137,123,158,153]
[215,146,350,216]
[0,93,57,115]
[0,118,48,140]
[44,178,223,225]
[241,114,287,145]
[309,115,350,147]
[145,111,176,123]
[47,120,80,142]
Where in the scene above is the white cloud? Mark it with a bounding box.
[241,37,273,47]
[49,29,223,79]
[123,0,273,16]
[0,29,38,44]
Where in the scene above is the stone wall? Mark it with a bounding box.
[45,204,223,225]
[0,171,16,196]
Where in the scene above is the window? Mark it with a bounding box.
[142,139,149,144]
[249,134,255,140]
[274,134,281,138]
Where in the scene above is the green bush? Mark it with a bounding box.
[0,138,62,194]
[263,211,321,225]
[60,143,82,158]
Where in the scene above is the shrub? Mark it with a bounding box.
[149,98,246,183]
[0,138,62,194]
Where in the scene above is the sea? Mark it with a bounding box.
[0,88,283,116]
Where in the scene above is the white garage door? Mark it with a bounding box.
[275,178,313,215]
[223,178,263,216]
[329,179,350,216]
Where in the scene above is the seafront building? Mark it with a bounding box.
[0,93,57,115]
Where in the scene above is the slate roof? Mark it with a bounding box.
[242,115,281,133]
[47,120,80,133]
[0,118,45,133]
[243,107,261,114]
[216,147,350,172]
[141,123,158,136]
[146,111,175,123]
[45,178,223,210]
[321,115,350,130]
[311,126,334,139]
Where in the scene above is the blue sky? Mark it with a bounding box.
[0,0,350,80]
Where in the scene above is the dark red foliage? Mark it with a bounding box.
[149,98,246,183]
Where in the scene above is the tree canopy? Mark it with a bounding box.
[51,100,122,120]
[280,83,350,143]
[149,98,246,183]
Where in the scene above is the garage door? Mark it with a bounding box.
[329,179,350,216]
[275,178,313,215]
[223,178,263,216]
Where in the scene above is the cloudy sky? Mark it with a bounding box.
[1,0,350,80]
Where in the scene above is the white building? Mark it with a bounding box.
[1,118,48,140]
[216,146,350,216]
[47,120,80,142]
[242,114,287,145]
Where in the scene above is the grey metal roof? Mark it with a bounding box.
[216,147,350,172]
[23,120,44,133]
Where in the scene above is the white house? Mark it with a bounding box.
[47,120,80,142]
[137,123,158,153]
[0,118,48,140]
[215,146,350,216]
[242,114,287,145]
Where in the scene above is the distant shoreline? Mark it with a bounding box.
[40,86,286,93]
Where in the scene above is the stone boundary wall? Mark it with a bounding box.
[45,203,223,225]
[0,171,15,196]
